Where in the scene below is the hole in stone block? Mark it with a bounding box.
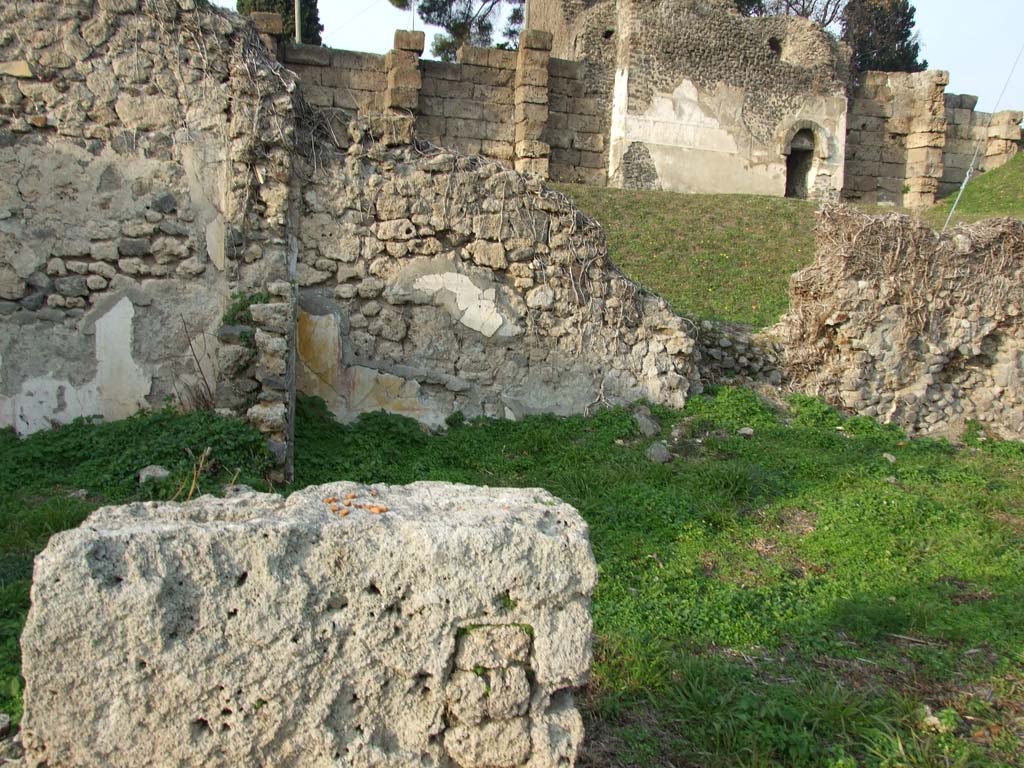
[235,571,248,587]
[326,593,349,610]
[366,582,381,596]
[768,37,782,56]
[190,718,213,740]
[603,28,615,40]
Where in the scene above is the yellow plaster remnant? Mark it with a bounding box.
[0,61,32,78]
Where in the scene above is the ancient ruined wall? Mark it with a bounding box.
[843,71,948,208]
[940,94,1022,198]
[776,208,1024,438]
[293,117,699,427]
[0,0,299,478]
[546,59,607,185]
[272,30,602,178]
[844,73,1022,207]
[419,49,517,163]
[530,0,849,197]
[282,43,385,114]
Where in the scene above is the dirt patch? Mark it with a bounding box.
[778,507,818,536]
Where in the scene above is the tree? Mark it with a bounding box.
[734,0,846,30]
[387,0,524,61]
[237,0,323,45]
[841,0,927,73]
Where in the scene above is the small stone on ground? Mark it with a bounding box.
[646,442,672,463]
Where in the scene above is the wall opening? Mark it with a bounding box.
[785,129,815,199]
[768,37,782,57]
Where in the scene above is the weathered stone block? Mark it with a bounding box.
[456,45,491,67]
[248,11,283,35]
[385,86,420,110]
[0,60,33,78]
[515,65,549,89]
[514,85,549,106]
[394,29,425,55]
[283,42,330,67]
[520,29,553,51]
[488,49,518,69]
[20,483,597,768]
[515,157,550,177]
[548,58,582,80]
[330,50,384,71]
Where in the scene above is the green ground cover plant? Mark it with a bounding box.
[4,392,1021,766]
[553,185,818,329]
[555,155,1024,332]
[925,153,1024,228]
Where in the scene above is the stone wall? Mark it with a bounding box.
[775,207,1024,438]
[0,0,300,479]
[282,42,385,114]
[266,24,604,178]
[21,482,598,767]
[843,73,1023,208]
[419,48,517,163]
[940,94,1022,199]
[294,116,700,427]
[528,0,850,198]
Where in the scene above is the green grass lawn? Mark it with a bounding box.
[554,185,818,329]
[3,393,1023,766]
[925,153,1024,229]
[555,153,1024,331]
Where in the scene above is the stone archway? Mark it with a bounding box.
[779,120,830,199]
[785,129,816,198]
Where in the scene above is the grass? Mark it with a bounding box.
[0,408,272,724]
[925,153,1024,228]
[4,393,1023,766]
[555,153,1024,330]
[554,185,818,329]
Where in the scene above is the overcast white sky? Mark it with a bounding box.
[213,0,1023,113]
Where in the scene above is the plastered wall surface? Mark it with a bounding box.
[0,0,299,477]
[292,117,700,427]
[528,0,849,197]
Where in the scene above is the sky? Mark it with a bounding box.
[213,0,1024,113]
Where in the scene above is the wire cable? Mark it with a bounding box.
[943,37,1024,232]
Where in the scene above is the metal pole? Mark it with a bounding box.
[294,0,301,44]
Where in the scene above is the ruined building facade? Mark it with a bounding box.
[268,0,1022,207]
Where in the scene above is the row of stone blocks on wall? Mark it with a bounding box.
[252,14,607,184]
[844,71,1022,207]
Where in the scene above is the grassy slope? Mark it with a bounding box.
[925,152,1024,228]
[554,185,818,329]
[557,153,1024,329]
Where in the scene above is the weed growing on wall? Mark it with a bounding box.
[222,291,273,328]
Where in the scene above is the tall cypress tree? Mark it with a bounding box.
[841,0,927,72]
[237,0,324,46]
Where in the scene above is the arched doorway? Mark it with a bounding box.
[785,129,816,199]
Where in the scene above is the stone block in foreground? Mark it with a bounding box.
[20,482,598,767]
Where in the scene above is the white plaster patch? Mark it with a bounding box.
[413,272,514,338]
[0,298,151,435]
